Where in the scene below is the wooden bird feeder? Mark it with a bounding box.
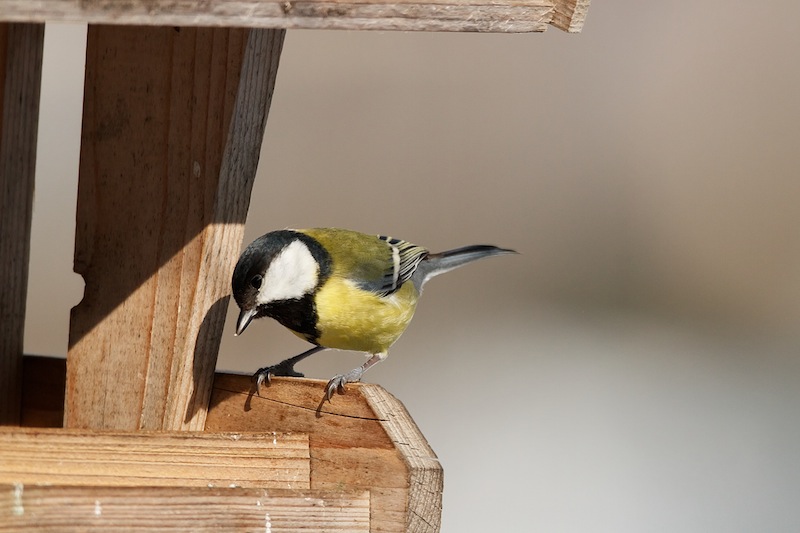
[0,2,590,531]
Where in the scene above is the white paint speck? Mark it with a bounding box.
[94,500,102,516]
[264,511,272,533]
[12,483,23,516]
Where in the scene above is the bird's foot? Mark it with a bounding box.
[252,360,304,395]
[252,346,328,396]
[324,367,364,402]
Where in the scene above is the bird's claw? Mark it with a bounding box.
[324,366,367,402]
[252,362,305,395]
[324,375,349,402]
[252,368,271,395]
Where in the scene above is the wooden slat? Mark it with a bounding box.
[0,485,370,532]
[0,0,564,33]
[551,0,591,32]
[0,428,310,489]
[65,27,285,431]
[0,23,44,426]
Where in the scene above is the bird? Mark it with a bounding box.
[231,227,516,401]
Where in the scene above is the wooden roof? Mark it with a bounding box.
[0,0,590,33]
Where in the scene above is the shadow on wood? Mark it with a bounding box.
[0,23,44,425]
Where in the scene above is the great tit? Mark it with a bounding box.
[232,227,515,401]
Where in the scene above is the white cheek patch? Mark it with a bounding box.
[257,239,319,304]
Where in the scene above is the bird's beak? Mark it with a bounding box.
[235,308,258,336]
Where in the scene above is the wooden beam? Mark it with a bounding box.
[65,27,285,431]
[1,485,370,532]
[0,0,559,33]
[0,23,44,426]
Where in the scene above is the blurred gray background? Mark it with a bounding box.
[25,1,800,531]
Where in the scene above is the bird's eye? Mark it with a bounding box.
[250,275,263,289]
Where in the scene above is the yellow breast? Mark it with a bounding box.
[311,278,419,354]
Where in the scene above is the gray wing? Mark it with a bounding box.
[365,235,428,297]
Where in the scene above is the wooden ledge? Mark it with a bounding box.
[0,0,590,33]
[13,355,442,532]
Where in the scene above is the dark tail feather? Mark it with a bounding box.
[412,244,517,288]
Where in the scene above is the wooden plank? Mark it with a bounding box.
[207,373,442,533]
[0,485,370,532]
[551,0,591,33]
[0,23,44,426]
[0,428,310,489]
[66,27,285,431]
[0,0,559,33]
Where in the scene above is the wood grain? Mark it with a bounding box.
[207,374,443,533]
[551,0,591,32]
[0,428,310,488]
[0,485,370,532]
[0,23,44,426]
[66,27,285,431]
[0,0,574,33]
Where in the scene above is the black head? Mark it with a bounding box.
[231,230,330,336]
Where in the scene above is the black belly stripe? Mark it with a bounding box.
[264,293,320,343]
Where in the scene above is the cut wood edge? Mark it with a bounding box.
[0,484,371,532]
[361,384,443,533]
[551,0,591,33]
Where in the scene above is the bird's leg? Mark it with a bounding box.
[253,345,327,394]
[324,352,387,402]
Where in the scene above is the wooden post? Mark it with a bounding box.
[0,23,44,426]
[65,27,285,431]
